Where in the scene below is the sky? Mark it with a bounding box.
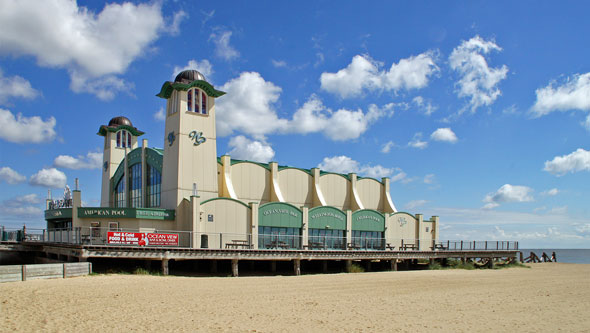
[0,0,589,248]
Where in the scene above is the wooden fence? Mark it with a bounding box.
[0,262,92,283]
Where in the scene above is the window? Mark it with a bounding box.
[258,226,301,249]
[108,222,119,231]
[351,231,384,250]
[116,130,132,148]
[129,163,142,208]
[146,165,161,208]
[168,90,178,115]
[309,229,345,250]
[187,88,208,115]
[115,177,125,208]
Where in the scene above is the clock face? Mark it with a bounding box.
[103,161,108,172]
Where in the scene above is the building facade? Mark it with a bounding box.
[45,70,439,250]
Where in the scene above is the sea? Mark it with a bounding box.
[520,249,590,264]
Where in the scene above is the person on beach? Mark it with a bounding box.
[551,252,557,262]
[542,252,550,262]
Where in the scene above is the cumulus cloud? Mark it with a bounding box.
[541,188,559,196]
[320,52,438,99]
[168,10,187,36]
[172,59,214,81]
[227,135,275,163]
[408,132,428,149]
[154,107,165,121]
[449,35,508,112]
[531,73,590,117]
[423,174,435,184]
[209,28,239,61]
[54,151,102,170]
[544,148,590,176]
[29,168,67,188]
[0,68,40,105]
[0,167,26,184]
[0,194,43,217]
[317,155,401,179]
[271,60,287,68]
[405,200,428,210]
[0,1,165,100]
[483,184,534,209]
[430,127,458,143]
[0,109,56,143]
[381,141,395,153]
[412,96,437,116]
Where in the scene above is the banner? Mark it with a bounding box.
[107,232,179,246]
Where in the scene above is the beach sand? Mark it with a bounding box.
[1,263,589,332]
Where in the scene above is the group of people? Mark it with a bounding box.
[541,251,557,262]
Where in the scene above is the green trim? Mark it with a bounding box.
[201,197,250,209]
[356,177,384,185]
[127,147,142,166]
[112,162,125,190]
[231,160,271,171]
[145,148,163,173]
[259,202,302,228]
[352,209,385,232]
[78,207,175,220]
[309,206,346,230]
[390,211,417,218]
[97,124,144,137]
[45,208,72,220]
[277,166,312,176]
[156,80,226,99]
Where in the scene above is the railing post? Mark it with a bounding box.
[220,233,223,249]
[460,240,463,250]
[485,241,488,250]
[447,240,450,250]
[473,240,476,250]
[496,240,499,250]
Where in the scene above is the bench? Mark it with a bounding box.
[347,242,361,250]
[430,243,448,250]
[400,243,417,250]
[303,241,325,250]
[266,240,290,249]
[225,240,252,249]
[385,243,396,250]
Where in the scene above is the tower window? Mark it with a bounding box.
[187,88,208,115]
[116,130,132,148]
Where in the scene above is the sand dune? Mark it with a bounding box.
[1,263,589,332]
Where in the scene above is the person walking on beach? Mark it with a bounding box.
[551,251,557,262]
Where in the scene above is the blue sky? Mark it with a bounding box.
[1,1,589,248]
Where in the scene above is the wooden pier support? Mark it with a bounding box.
[429,258,434,266]
[366,261,372,272]
[293,259,301,276]
[322,260,328,273]
[345,260,352,273]
[270,261,276,273]
[487,258,494,269]
[161,259,169,276]
[210,260,217,273]
[231,259,239,277]
[390,259,398,271]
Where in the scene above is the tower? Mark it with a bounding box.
[97,116,144,207]
[156,70,226,209]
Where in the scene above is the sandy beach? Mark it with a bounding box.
[1,263,589,332]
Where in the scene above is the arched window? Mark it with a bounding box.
[146,165,161,207]
[114,177,125,208]
[129,163,142,208]
[116,130,131,148]
[187,88,208,115]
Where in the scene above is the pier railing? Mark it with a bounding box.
[1,226,518,251]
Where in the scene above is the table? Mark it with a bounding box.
[225,240,252,249]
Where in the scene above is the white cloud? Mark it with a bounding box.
[531,73,590,117]
[200,9,215,26]
[0,68,40,105]
[0,167,26,184]
[483,184,534,209]
[0,1,164,100]
[172,59,214,81]
[320,52,438,99]
[154,107,165,121]
[391,170,408,183]
[541,188,559,196]
[227,136,275,163]
[168,10,187,36]
[317,155,396,179]
[430,127,458,143]
[54,151,102,170]
[449,35,508,112]
[29,168,67,188]
[271,59,287,68]
[423,174,435,184]
[209,28,239,61]
[0,194,43,217]
[405,200,428,210]
[544,148,590,176]
[548,206,568,215]
[412,96,437,116]
[216,72,286,139]
[381,141,395,153]
[584,114,590,131]
[408,132,428,149]
[0,109,56,143]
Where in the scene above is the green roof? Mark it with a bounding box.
[156,80,226,99]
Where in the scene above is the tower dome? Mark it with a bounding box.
[107,116,133,128]
[174,70,207,84]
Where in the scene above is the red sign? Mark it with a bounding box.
[107,232,179,246]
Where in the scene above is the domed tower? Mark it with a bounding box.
[156,70,226,209]
[98,116,144,207]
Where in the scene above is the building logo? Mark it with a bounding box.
[167,131,175,146]
[103,161,108,172]
[398,217,408,227]
[189,130,206,146]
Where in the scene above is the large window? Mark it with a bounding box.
[168,90,178,115]
[258,226,301,249]
[114,177,125,208]
[129,163,142,208]
[146,165,161,207]
[351,231,384,250]
[187,88,207,115]
[116,130,131,148]
[309,229,345,250]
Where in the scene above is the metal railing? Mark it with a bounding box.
[1,226,518,251]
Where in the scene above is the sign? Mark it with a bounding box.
[107,232,179,246]
[351,210,385,232]
[259,202,302,228]
[78,207,175,220]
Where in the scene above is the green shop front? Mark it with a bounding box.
[308,206,346,249]
[258,203,302,249]
[351,210,385,250]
